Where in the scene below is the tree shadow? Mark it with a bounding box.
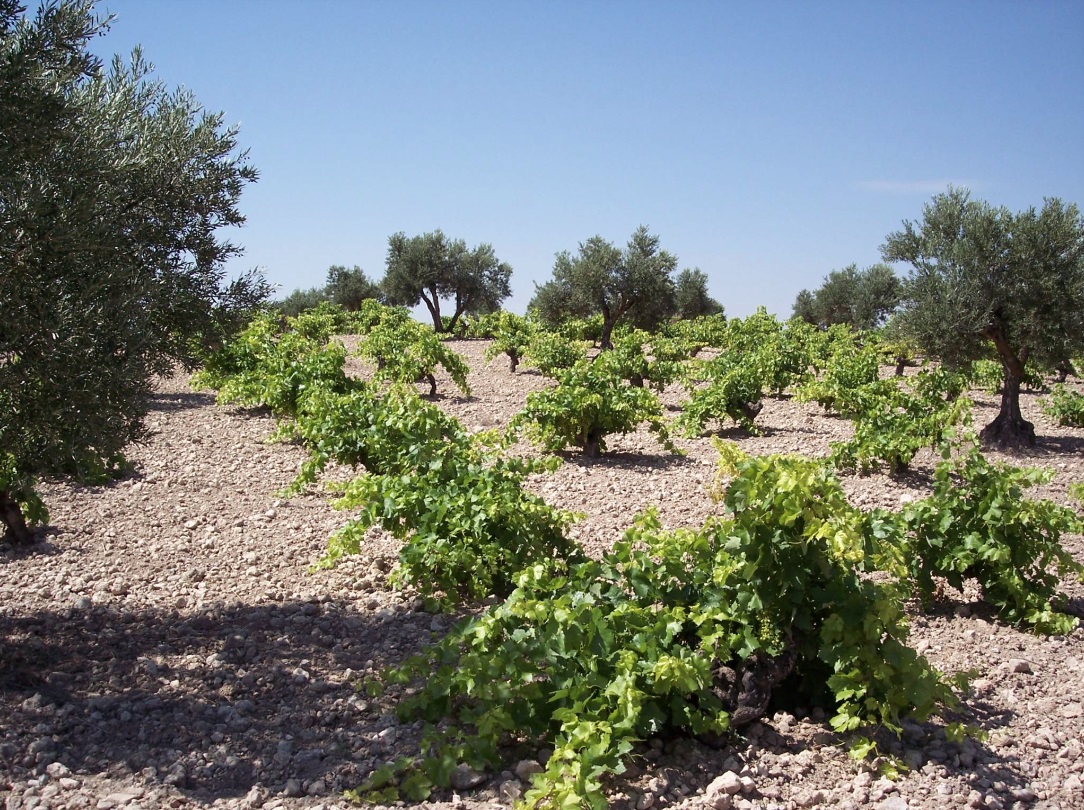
[0,599,438,803]
[147,391,217,413]
[1032,434,1084,456]
[0,535,65,562]
[562,450,692,472]
[885,466,936,489]
[1061,596,1084,620]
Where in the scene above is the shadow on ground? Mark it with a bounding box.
[0,599,437,802]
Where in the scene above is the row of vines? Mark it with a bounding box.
[192,301,1084,809]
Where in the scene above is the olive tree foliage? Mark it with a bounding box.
[0,0,268,544]
[325,264,382,311]
[276,285,328,317]
[793,263,901,330]
[381,230,512,333]
[882,188,1084,449]
[529,225,678,349]
[275,264,381,316]
[674,267,724,319]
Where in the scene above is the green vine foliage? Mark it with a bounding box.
[349,299,410,335]
[728,315,827,395]
[321,432,583,602]
[358,448,959,808]
[900,438,1084,634]
[459,311,505,339]
[607,328,684,390]
[288,382,465,489]
[796,342,886,416]
[829,372,971,475]
[512,353,677,458]
[1041,384,1084,427]
[356,316,471,397]
[524,331,588,377]
[911,364,969,403]
[191,312,351,419]
[966,358,1046,394]
[719,307,783,354]
[678,352,766,435]
[0,452,48,534]
[660,314,730,356]
[482,311,535,372]
[557,313,605,344]
[285,301,363,342]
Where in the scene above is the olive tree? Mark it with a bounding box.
[1,0,268,544]
[276,264,381,315]
[530,225,678,349]
[882,188,1084,449]
[793,263,900,330]
[381,230,512,333]
[325,264,381,311]
[674,267,724,319]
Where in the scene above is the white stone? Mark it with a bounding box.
[707,771,743,796]
[1006,658,1033,674]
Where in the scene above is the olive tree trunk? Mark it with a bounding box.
[599,317,617,351]
[980,329,1036,450]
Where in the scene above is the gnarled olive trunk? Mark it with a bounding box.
[420,287,444,333]
[1,490,34,546]
[599,317,617,351]
[980,328,1036,450]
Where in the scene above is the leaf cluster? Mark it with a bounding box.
[796,342,884,416]
[191,311,350,418]
[678,352,766,435]
[523,331,589,378]
[482,311,535,372]
[899,440,1084,634]
[1041,384,1084,427]
[356,313,471,397]
[288,383,582,601]
[658,314,730,356]
[828,369,971,475]
[606,329,685,390]
[965,358,1045,394]
[512,353,677,457]
[361,449,959,807]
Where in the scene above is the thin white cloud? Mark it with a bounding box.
[858,180,974,194]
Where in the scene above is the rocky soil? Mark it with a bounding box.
[2,338,1084,810]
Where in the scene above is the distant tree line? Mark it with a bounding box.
[284,226,725,344]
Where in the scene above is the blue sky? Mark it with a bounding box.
[93,0,1084,318]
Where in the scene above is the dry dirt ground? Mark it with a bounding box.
[2,338,1084,810]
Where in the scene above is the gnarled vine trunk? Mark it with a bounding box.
[580,428,604,459]
[1,490,34,546]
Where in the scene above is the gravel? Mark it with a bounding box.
[2,338,1083,810]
